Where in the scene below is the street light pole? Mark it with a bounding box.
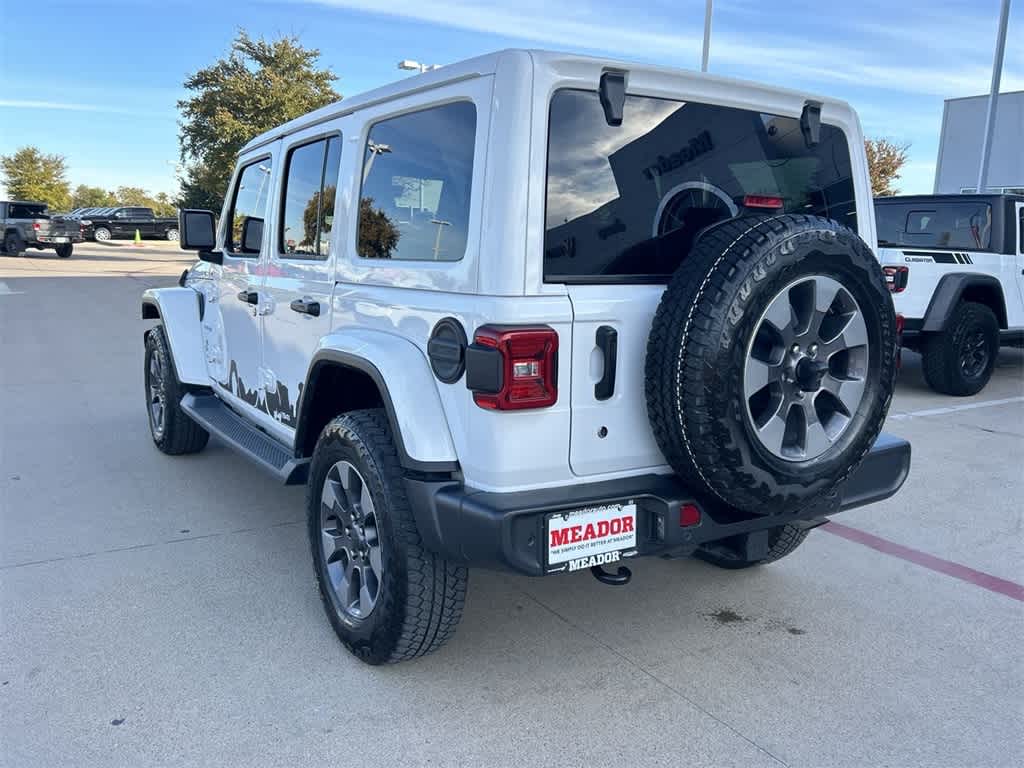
[701,0,713,72]
[976,0,1011,194]
[430,219,450,260]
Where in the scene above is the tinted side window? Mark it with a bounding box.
[357,101,477,262]
[228,159,273,253]
[280,136,342,259]
[1019,207,1023,251]
[544,90,857,282]
[877,202,993,250]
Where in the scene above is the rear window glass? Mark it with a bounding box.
[544,89,857,282]
[10,203,47,218]
[876,201,992,250]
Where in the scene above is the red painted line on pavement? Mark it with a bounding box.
[822,521,1024,603]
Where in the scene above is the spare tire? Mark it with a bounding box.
[645,215,896,515]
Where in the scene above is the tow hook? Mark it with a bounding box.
[590,563,632,586]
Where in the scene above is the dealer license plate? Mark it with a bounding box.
[547,502,637,572]
[53,237,68,243]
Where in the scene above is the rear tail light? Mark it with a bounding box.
[679,504,701,527]
[32,221,41,230]
[743,195,784,209]
[466,325,558,410]
[883,265,909,293]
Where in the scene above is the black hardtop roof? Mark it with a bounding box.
[2,200,47,207]
[875,193,1023,205]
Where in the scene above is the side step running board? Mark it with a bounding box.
[180,393,309,485]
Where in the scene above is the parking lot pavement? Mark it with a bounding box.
[1,251,1022,768]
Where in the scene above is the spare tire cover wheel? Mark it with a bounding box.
[645,215,896,515]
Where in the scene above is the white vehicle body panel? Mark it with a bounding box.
[141,287,207,385]
[311,328,458,466]
[156,49,877,492]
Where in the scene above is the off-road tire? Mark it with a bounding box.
[696,524,810,569]
[56,244,73,259]
[144,326,209,454]
[920,302,999,396]
[4,233,25,256]
[308,409,467,664]
[646,215,896,516]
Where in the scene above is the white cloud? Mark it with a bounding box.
[0,99,136,114]
[298,0,1021,97]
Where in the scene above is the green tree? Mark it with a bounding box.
[0,146,71,210]
[71,184,118,209]
[177,30,340,210]
[357,198,400,259]
[865,138,910,197]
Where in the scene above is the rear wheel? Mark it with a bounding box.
[4,233,25,256]
[144,326,209,455]
[696,524,810,569]
[309,409,467,665]
[921,302,998,396]
[93,227,111,242]
[166,228,179,242]
[56,244,73,259]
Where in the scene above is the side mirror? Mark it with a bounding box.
[180,209,217,251]
[241,216,264,253]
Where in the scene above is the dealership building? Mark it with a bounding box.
[934,90,1023,194]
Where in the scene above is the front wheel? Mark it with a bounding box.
[308,409,467,664]
[921,302,999,396]
[696,524,810,569]
[144,326,209,454]
[56,244,73,259]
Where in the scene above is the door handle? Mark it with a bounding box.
[290,297,321,317]
[237,290,258,305]
[595,325,618,401]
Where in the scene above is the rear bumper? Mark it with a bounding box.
[34,235,83,245]
[407,433,911,576]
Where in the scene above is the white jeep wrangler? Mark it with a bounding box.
[142,50,910,664]
[875,193,1024,395]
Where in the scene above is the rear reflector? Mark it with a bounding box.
[743,195,784,209]
[680,504,701,527]
[468,326,558,410]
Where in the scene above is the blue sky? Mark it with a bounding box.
[0,0,1020,199]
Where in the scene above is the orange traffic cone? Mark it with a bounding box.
[134,229,143,247]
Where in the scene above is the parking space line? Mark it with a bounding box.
[822,522,1024,602]
[0,280,24,295]
[888,396,1024,421]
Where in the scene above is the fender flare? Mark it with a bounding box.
[296,330,459,474]
[921,273,1006,332]
[141,287,208,386]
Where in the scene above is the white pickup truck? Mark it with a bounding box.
[876,194,1024,395]
[141,49,910,664]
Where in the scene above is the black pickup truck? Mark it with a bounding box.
[81,206,179,242]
